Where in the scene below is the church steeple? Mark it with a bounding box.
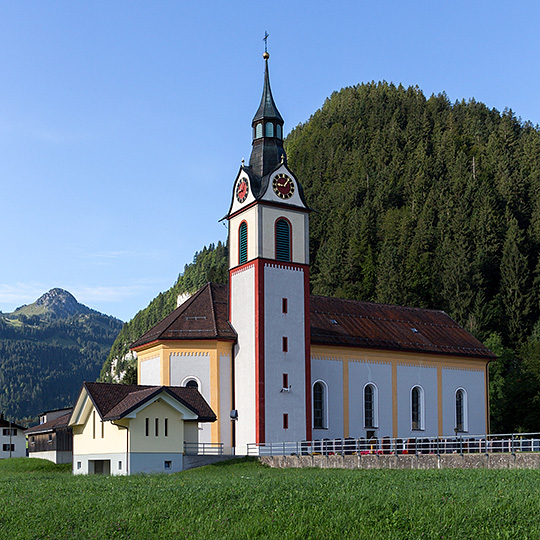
[249,52,287,177]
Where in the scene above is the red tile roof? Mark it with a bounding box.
[82,382,216,422]
[310,295,495,358]
[130,282,494,360]
[131,282,236,349]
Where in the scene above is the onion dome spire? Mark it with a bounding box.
[248,51,287,178]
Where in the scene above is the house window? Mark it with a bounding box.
[239,221,248,265]
[2,428,16,436]
[118,461,122,470]
[411,386,424,431]
[145,418,149,437]
[77,462,82,470]
[92,411,96,439]
[48,434,53,444]
[165,418,169,437]
[282,298,288,313]
[282,373,289,389]
[2,444,14,452]
[313,381,327,429]
[155,418,159,437]
[456,388,468,432]
[282,336,288,352]
[164,460,172,470]
[255,123,263,139]
[283,413,288,429]
[275,218,291,262]
[364,384,378,429]
[30,436,35,445]
[265,122,274,137]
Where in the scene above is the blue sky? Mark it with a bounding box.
[1,1,539,322]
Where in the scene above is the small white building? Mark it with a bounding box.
[0,414,26,459]
[69,382,216,475]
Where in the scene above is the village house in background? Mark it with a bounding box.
[25,408,73,464]
[0,413,26,459]
[68,382,216,475]
[132,52,496,456]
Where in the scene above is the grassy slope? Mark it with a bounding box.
[1,458,540,539]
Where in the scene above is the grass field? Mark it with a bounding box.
[1,457,540,539]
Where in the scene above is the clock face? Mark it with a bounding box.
[272,174,295,200]
[236,178,249,203]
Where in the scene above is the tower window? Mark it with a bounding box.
[275,218,291,262]
[239,221,248,265]
[283,413,288,429]
[255,123,263,139]
[265,122,274,137]
[282,373,289,389]
[276,124,282,139]
[282,336,288,352]
[282,298,288,313]
[185,379,199,390]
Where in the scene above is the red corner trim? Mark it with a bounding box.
[304,265,312,441]
[255,259,265,444]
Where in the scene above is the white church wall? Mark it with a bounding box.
[311,357,344,440]
[169,352,212,443]
[139,356,160,386]
[397,364,438,438]
[348,360,393,438]
[441,368,486,436]
[230,264,257,453]
[229,205,259,267]
[219,352,232,450]
[264,264,307,443]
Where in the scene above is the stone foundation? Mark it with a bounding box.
[260,453,540,470]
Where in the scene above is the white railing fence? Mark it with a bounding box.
[184,442,224,456]
[247,433,540,457]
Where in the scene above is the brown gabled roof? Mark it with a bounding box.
[0,417,26,431]
[310,295,495,359]
[25,412,72,434]
[131,282,236,349]
[82,382,216,422]
[130,281,494,360]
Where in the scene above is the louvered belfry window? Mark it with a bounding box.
[275,218,291,261]
[239,221,248,264]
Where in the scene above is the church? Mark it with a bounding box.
[131,52,495,455]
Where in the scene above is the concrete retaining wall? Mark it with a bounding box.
[260,453,540,470]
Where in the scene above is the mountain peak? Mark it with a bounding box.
[13,288,93,319]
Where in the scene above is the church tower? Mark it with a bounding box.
[225,52,311,452]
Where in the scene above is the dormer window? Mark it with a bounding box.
[265,122,274,137]
[255,123,263,139]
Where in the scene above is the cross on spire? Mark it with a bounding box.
[263,31,269,54]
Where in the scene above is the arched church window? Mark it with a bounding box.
[364,383,378,429]
[313,381,327,429]
[265,122,274,137]
[455,388,467,432]
[185,379,198,390]
[239,221,248,265]
[411,386,424,430]
[276,124,282,139]
[275,218,291,262]
[255,123,263,139]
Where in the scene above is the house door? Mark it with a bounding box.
[92,460,111,475]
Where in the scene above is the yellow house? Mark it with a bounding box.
[69,382,216,475]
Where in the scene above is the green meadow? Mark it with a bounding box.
[1,457,540,539]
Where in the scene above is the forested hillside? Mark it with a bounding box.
[104,82,540,432]
[0,289,122,423]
